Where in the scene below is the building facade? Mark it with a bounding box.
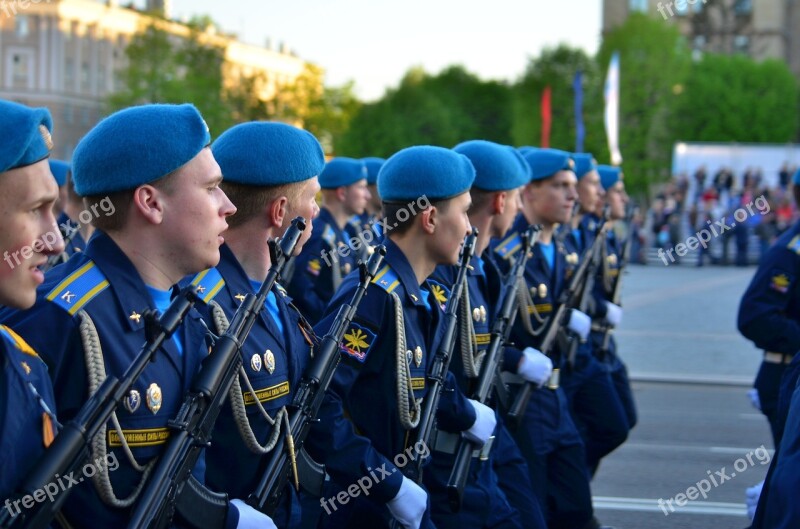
[0,0,310,159]
[602,0,800,78]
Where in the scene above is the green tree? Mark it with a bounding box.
[673,55,798,143]
[597,12,691,196]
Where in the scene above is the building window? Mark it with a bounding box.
[81,108,90,126]
[15,16,29,38]
[65,59,75,89]
[735,0,752,15]
[63,103,74,124]
[629,0,648,13]
[81,62,90,91]
[12,53,30,86]
[734,35,750,53]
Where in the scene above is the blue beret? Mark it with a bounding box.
[521,148,575,182]
[212,122,324,187]
[72,104,210,196]
[362,157,385,186]
[453,140,529,191]
[572,153,597,179]
[793,168,800,186]
[0,100,53,173]
[597,165,621,190]
[48,159,70,187]
[319,157,368,189]
[378,145,475,202]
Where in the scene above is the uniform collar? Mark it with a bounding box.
[383,238,428,307]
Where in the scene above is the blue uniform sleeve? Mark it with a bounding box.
[738,242,800,353]
[435,371,477,433]
[288,236,334,325]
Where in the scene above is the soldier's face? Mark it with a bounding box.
[528,170,577,225]
[577,170,604,213]
[0,160,64,309]
[494,187,522,238]
[343,179,370,216]
[430,191,472,266]
[286,176,321,254]
[159,148,236,275]
[606,181,628,220]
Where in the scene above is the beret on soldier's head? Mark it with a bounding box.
[362,157,385,186]
[378,145,475,202]
[572,153,598,180]
[212,122,324,186]
[453,140,530,192]
[319,157,368,189]
[48,159,69,187]
[72,103,210,196]
[597,165,621,190]
[521,148,575,182]
[0,100,53,174]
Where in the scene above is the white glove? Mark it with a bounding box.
[747,388,761,411]
[230,499,277,529]
[745,480,764,521]
[463,399,497,446]
[567,309,591,340]
[518,347,553,387]
[604,301,623,327]
[387,476,427,529]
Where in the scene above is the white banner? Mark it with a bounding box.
[604,51,622,166]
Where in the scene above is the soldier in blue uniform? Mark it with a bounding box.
[363,156,385,222]
[559,155,630,478]
[314,146,497,529]
[426,139,545,529]
[592,165,637,438]
[490,148,611,529]
[0,104,274,529]
[288,157,371,325]
[49,158,68,218]
[45,162,93,270]
[0,100,65,512]
[343,156,385,262]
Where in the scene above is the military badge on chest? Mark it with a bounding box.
[146,383,162,414]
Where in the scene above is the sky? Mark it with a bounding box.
[168,0,603,101]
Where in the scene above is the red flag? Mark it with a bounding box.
[541,86,552,148]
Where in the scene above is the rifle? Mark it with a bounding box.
[127,217,306,529]
[387,229,476,529]
[246,245,386,515]
[0,287,201,529]
[564,210,609,367]
[598,204,637,354]
[505,221,605,429]
[445,225,540,512]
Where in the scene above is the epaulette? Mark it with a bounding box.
[0,325,39,358]
[787,235,800,255]
[371,265,401,294]
[494,231,522,260]
[322,225,336,248]
[45,260,110,315]
[188,267,226,304]
[347,215,362,230]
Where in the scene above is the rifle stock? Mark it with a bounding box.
[445,225,540,512]
[247,245,387,515]
[126,217,306,529]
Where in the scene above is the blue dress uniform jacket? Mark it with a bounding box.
[186,244,313,527]
[0,326,58,504]
[426,258,542,529]
[490,214,594,529]
[0,231,209,529]
[313,239,477,528]
[738,219,800,445]
[288,208,358,326]
[57,212,87,257]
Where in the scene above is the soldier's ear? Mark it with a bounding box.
[132,184,165,225]
[421,206,437,235]
[268,196,289,228]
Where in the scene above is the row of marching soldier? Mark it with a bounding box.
[0,98,636,529]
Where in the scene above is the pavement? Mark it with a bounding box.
[589,262,770,529]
